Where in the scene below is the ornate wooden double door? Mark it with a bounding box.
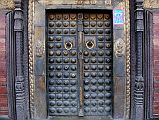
[46,10,113,119]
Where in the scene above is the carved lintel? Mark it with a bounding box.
[38,0,98,5]
[37,0,113,6]
[0,0,14,9]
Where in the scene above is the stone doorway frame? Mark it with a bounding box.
[4,0,137,120]
[28,0,130,120]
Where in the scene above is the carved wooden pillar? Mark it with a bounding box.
[133,0,145,120]
[14,0,29,120]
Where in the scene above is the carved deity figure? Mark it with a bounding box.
[114,38,125,57]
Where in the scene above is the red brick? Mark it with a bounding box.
[0,107,8,111]
[0,111,8,115]
[0,12,7,116]
[0,87,7,94]
[154,54,159,60]
[0,30,5,36]
[153,72,159,76]
[153,30,159,36]
[154,15,159,24]
[0,77,6,82]
[153,92,159,97]
[0,97,7,101]
[0,102,8,107]
[153,110,159,115]
[0,70,6,76]
[0,81,7,86]
[154,82,159,87]
[154,96,159,101]
[153,14,159,115]
[0,38,5,43]
[0,56,5,62]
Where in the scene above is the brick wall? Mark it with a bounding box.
[0,11,8,115]
[153,13,159,115]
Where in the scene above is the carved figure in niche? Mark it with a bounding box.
[76,0,96,4]
[36,41,44,57]
[114,38,125,57]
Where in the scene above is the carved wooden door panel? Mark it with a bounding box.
[46,11,113,119]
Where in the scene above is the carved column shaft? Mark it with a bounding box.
[14,0,26,120]
[133,0,145,120]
